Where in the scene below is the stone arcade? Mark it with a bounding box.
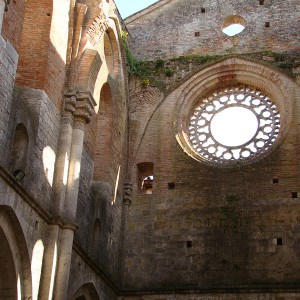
[0,0,299,299]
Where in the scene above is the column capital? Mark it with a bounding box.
[63,92,77,117]
[74,91,96,124]
[63,91,96,125]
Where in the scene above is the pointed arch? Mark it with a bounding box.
[93,82,113,182]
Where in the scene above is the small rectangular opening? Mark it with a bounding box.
[265,21,270,27]
[194,31,200,37]
[186,241,192,248]
[272,178,279,184]
[259,0,264,5]
[168,182,176,190]
[201,7,206,13]
[291,192,298,198]
[276,238,283,245]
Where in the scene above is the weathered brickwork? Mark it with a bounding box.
[0,0,299,299]
[2,0,25,50]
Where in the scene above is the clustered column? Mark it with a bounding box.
[40,91,96,300]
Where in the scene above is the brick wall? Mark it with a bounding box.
[2,0,26,50]
[16,0,69,108]
[124,57,300,290]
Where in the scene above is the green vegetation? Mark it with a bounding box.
[121,33,299,90]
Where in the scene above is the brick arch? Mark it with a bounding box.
[103,27,120,78]
[0,205,32,300]
[69,282,100,300]
[93,82,113,182]
[75,49,102,95]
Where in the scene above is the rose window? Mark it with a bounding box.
[188,86,281,166]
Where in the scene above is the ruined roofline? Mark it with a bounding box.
[124,0,173,24]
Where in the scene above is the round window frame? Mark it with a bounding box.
[187,85,281,166]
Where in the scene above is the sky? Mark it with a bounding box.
[114,0,159,19]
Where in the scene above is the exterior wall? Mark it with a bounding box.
[125,0,300,60]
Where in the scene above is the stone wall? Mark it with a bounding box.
[124,51,300,295]
[0,36,18,168]
[125,0,300,60]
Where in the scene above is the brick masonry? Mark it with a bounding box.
[0,0,299,299]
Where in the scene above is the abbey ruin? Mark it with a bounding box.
[0,0,299,299]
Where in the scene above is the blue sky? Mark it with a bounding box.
[114,0,159,19]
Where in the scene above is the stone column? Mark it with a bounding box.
[0,0,9,35]
[52,94,76,216]
[53,91,96,300]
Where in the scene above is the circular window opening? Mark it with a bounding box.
[210,107,259,147]
[188,86,281,166]
[222,15,246,36]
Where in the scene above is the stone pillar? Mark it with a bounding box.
[53,91,96,300]
[52,94,76,216]
[0,0,9,35]
[64,91,96,221]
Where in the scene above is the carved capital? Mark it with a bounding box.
[74,91,96,124]
[123,182,133,205]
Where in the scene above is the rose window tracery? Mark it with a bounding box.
[188,86,281,166]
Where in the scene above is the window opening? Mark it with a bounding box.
[265,21,270,27]
[142,176,154,194]
[222,15,246,36]
[291,192,298,198]
[137,162,154,194]
[168,182,176,190]
[201,7,205,13]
